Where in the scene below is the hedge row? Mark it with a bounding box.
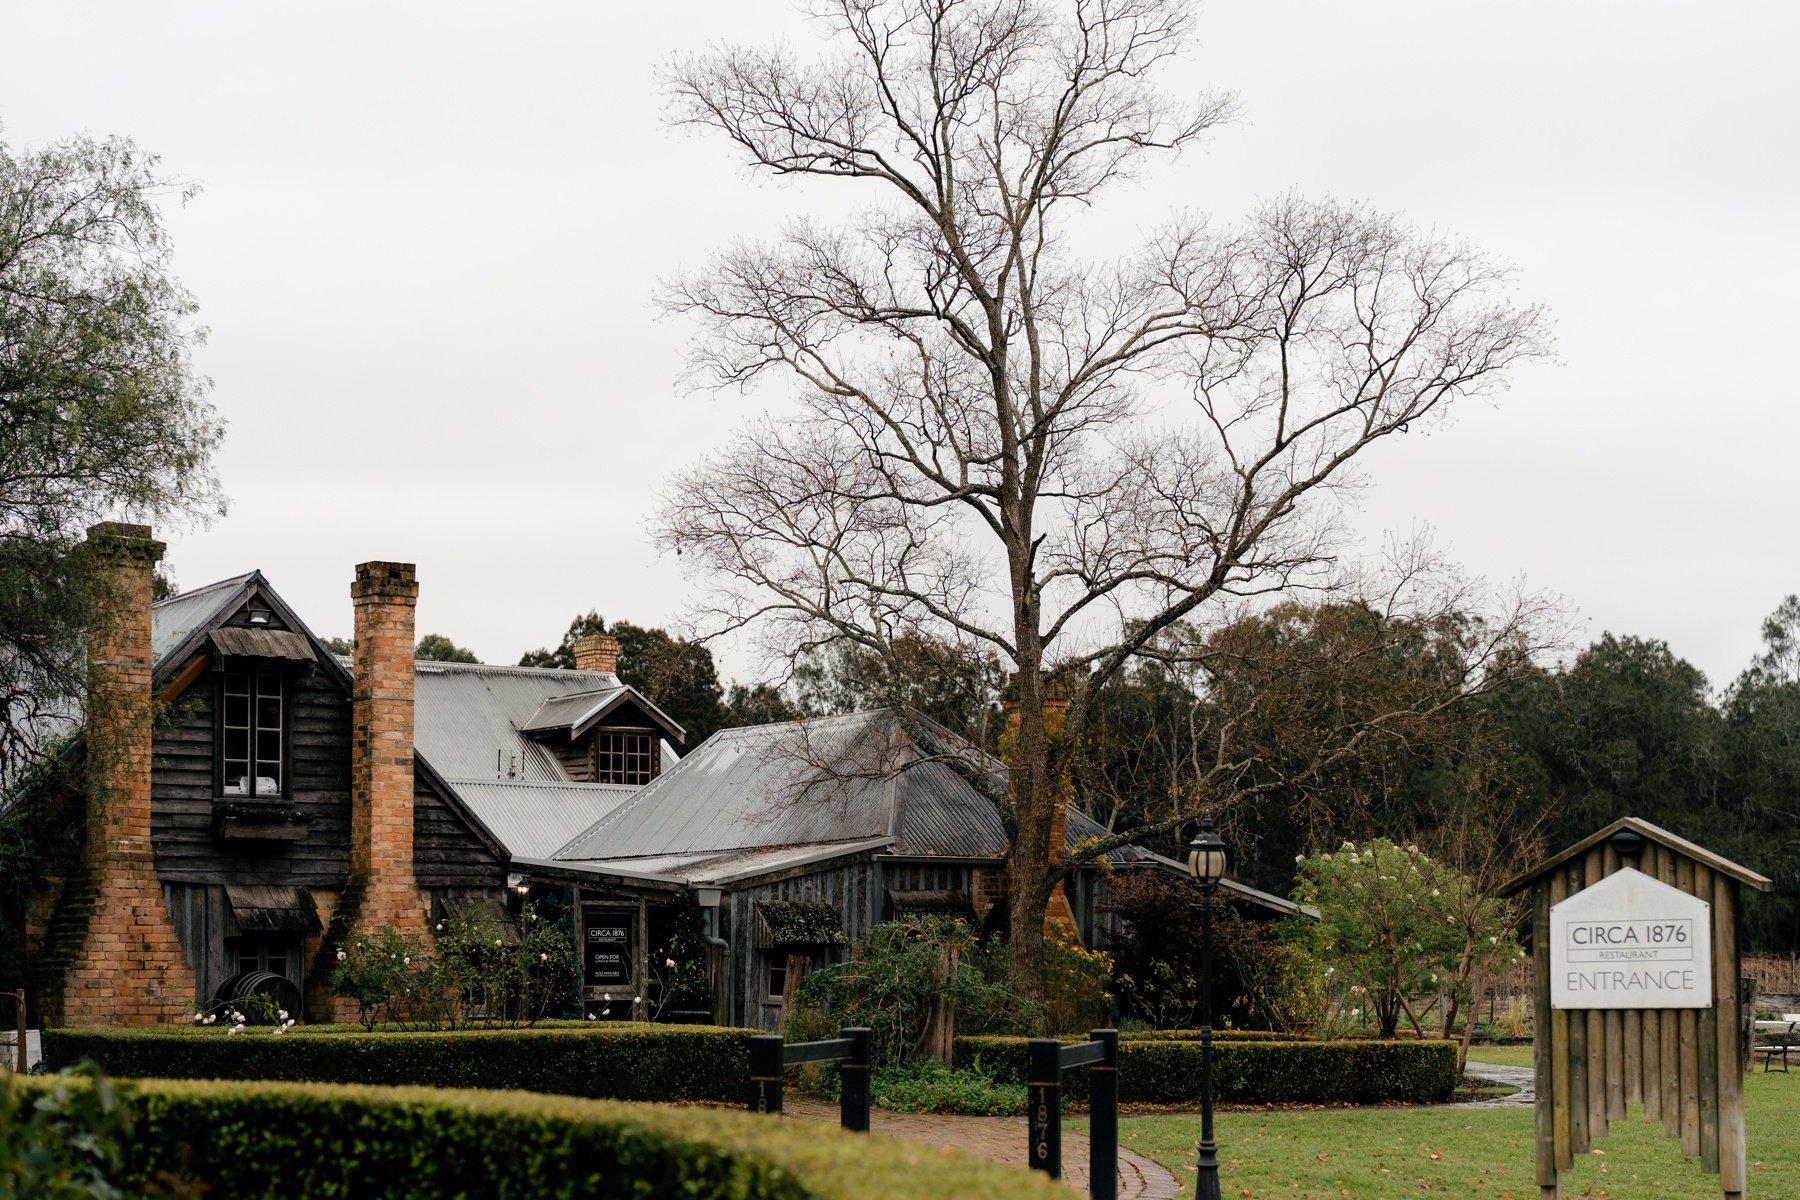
[41,1023,749,1103]
[955,1035,1457,1106]
[16,1075,1068,1200]
[1117,1028,1295,1043]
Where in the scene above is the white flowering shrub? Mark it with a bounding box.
[329,905,577,1030]
[1291,838,1520,1041]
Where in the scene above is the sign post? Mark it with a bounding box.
[1504,818,1772,1199]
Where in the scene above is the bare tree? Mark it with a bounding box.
[658,0,1551,1000]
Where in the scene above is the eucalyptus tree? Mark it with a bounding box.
[658,0,1550,998]
[0,130,221,779]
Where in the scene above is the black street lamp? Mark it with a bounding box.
[1186,816,1228,1200]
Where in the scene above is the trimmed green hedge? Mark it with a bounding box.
[17,1076,1068,1200]
[1117,1028,1295,1042]
[955,1035,1456,1106]
[42,1022,749,1103]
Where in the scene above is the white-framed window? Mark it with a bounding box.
[221,669,284,796]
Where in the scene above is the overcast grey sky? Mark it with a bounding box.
[6,0,1796,690]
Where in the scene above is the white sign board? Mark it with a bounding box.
[1549,866,1711,1010]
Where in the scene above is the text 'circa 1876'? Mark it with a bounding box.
[1549,867,1712,1009]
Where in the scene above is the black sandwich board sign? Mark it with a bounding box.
[1502,817,1773,1199]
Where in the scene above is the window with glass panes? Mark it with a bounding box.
[221,669,284,796]
[593,731,656,785]
[234,934,292,978]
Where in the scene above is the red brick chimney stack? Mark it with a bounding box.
[350,561,426,931]
[573,632,620,675]
[63,522,196,1024]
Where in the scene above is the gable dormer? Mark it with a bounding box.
[518,679,684,785]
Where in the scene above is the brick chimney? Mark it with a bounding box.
[1002,671,1082,944]
[61,522,197,1024]
[349,562,427,932]
[573,632,620,674]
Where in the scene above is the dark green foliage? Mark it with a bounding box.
[9,1075,1067,1200]
[867,1061,1027,1116]
[793,919,1026,1065]
[414,633,479,662]
[791,633,1004,750]
[0,1064,141,1199]
[954,1036,1457,1106]
[41,1024,753,1103]
[0,743,82,994]
[0,130,222,780]
[1103,870,1311,1032]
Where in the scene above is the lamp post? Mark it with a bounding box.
[1187,817,1227,1200]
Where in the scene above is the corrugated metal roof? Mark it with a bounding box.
[413,661,625,782]
[152,573,255,664]
[555,838,894,887]
[552,707,1154,870]
[556,710,904,861]
[448,779,639,860]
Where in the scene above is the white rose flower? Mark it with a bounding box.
[436,923,445,932]
[539,952,548,962]
[278,1010,288,1021]
[336,949,347,962]
[495,939,503,947]
[193,1013,204,1023]
[665,958,676,969]
[586,1013,596,1020]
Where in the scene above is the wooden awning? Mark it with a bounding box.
[754,900,848,949]
[224,885,322,934]
[886,889,976,923]
[210,627,315,661]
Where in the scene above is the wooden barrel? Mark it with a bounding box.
[213,971,303,1024]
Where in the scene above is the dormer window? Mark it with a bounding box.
[594,731,656,785]
[221,668,284,796]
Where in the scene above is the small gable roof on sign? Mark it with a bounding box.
[1501,816,1773,897]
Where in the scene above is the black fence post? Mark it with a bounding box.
[1088,1028,1119,1200]
[749,1034,785,1115]
[1028,1037,1062,1178]
[840,1026,871,1132]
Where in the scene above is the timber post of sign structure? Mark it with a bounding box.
[1502,817,1773,1200]
[749,1034,785,1115]
[1027,1038,1063,1178]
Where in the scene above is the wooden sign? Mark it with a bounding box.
[1503,818,1773,1200]
[1550,867,1711,1009]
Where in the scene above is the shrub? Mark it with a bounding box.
[9,1075,1067,1200]
[1103,870,1312,1031]
[953,1035,1456,1106]
[41,1023,751,1103]
[329,903,577,1030]
[0,1063,153,1199]
[794,917,1024,1064]
[869,1060,1027,1116]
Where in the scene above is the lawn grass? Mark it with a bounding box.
[1078,1060,1799,1198]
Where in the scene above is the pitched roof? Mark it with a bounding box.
[147,572,678,863]
[553,708,1155,868]
[447,780,640,860]
[1501,816,1775,895]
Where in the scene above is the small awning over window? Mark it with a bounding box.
[224,885,322,934]
[754,901,848,949]
[210,628,315,661]
[886,889,976,923]
[440,895,522,945]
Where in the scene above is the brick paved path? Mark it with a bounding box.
[787,1099,1181,1199]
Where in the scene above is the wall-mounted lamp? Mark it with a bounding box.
[507,872,529,895]
[695,887,723,909]
[246,609,273,627]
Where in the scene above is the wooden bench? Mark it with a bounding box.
[1757,1024,1795,1073]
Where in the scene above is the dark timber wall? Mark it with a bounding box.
[150,657,353,887]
